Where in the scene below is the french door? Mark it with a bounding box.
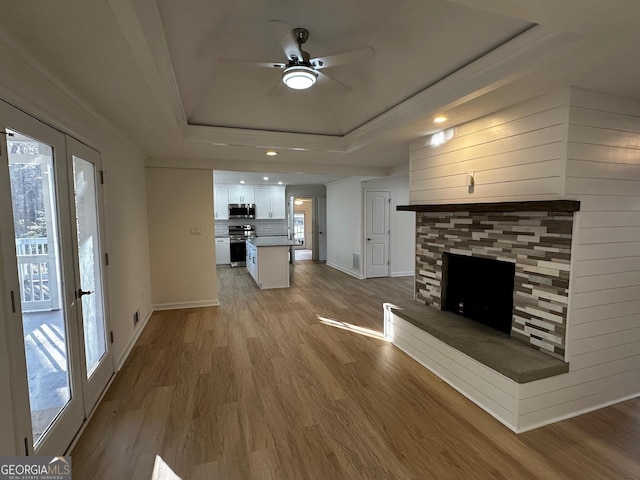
[0,100,113,455]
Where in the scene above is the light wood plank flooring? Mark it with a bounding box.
[71,262,640,479]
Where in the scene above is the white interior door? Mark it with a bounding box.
[365,191,390,278]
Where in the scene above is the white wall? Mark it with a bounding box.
[410,89,570,204]
[364,176,415,277]
[146,167,218,310]
[327,176,415,278]
[326,177,367,278]
[285,184,327,199]
[103,142,153,368]
[517,88,640,430]
[0,32,152,452]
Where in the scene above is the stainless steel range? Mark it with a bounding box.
[229,224,255,267]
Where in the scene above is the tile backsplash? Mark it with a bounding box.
[215,219,287,237]
[415,210,575,360]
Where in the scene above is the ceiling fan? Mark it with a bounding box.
[221,20,374,93]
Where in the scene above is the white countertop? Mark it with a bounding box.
[247,236,296,247]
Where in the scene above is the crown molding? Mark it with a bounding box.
[184,124,347,152]
[145,155,389,177]
[107,0,187,140]
[0,26,144,157]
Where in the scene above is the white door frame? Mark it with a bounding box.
[316,197,327,262]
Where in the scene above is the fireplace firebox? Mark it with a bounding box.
[442,253,515,335]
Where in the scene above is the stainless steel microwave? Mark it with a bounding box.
[228,203,255,219]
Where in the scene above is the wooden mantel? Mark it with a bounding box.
[397,200,580,213]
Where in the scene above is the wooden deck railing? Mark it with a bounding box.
[15,237,59,312]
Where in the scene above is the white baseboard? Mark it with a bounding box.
[391,271,415,277]
[515,391,640,433]
[152,299,220,311]
[326,262,365,280]
[116,307,153,371]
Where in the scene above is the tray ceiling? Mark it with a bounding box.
[158,0,532,136]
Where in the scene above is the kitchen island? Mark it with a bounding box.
[246,236,296,289]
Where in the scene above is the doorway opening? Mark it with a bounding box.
[293,197,313,261]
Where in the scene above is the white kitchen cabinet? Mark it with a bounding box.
[215,237,230,265]
[254,188,272,219]
[228,186,255,204]
[214,186,229,220]
[270,187,286,219]
[255,186,286,219]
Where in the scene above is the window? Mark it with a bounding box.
[294,212,305,245]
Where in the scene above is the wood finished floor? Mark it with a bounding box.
[71,262,640,479]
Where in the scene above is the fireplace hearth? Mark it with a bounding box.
[442,253,515,335]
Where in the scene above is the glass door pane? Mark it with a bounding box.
[6,129,71,446]
[294,212,305,245]
[66,137,113,415]
[72,156,106,376]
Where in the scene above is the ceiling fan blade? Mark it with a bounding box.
[269,19,303,61]
[311,46,374,70]
[317,71,352,94]
[266,76,286,96]
[218,58,285,69]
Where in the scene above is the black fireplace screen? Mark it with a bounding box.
[442,253,515,335]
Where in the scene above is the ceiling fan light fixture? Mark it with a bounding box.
[282,65,317,90]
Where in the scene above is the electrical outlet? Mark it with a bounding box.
[189,227,202,236]
[133,310,140,326]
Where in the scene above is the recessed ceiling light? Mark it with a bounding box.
[263,176,269,181]
[240,180,245,184]
[278,181,283,185]
[266,150,278,156]
[434,116,447,124]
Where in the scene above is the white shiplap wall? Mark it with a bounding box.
[405,87,640,431]
[517,89,640,431]
[410,89,570,204]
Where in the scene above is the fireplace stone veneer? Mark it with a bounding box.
[414,208,576,359]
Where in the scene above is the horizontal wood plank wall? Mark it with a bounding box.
[385,309,519,430]
[409,89,570,205]
[517,88,640,431]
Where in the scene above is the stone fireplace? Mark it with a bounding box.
[401,200,580,360]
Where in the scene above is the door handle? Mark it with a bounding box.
[367,238,371,241]
[78,288,93,298]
